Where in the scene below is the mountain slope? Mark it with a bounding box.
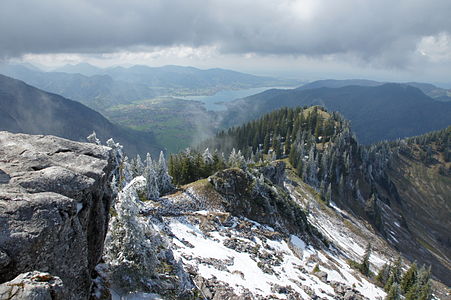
[98,106,449,299]
[222,84,451,144]
[105,164,390,299]
[379,128,451,283]
[297,79,382,90]
[298,79,451,102]
[0,74,162,156]
[0,64,156,110]
[197,106,451,286]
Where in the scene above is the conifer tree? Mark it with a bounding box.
[404,283,419,300]
[361,243,372,276]
[376,263,392,287]
[384,273,395,292]
[104,176,157,291]
[119,156,133,190]
[400,262,417,294]
[156,151,174,195]
[144,153,159,200]
[228,148,246,169]
[105,138,125,193]
[273,135,283,158]
[131,154,144,178]
[416,266,432,300]
[263,133,271,154]
[386,283,400,300]
[392,256,403,284]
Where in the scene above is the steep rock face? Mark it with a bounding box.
[0,131,115,299]
[259,161,286,186]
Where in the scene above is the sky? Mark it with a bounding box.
[1,0,451,85]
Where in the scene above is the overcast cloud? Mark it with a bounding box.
[1,0,451,81]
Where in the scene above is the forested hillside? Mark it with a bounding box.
[221,84,451,144]
[166,106,450,285]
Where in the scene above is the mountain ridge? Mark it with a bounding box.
[0,74,162,157]
[297,79,451,102]
[222,83,451,144]
[0,63,299,112]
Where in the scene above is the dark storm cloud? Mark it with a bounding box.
[1,0,450,66]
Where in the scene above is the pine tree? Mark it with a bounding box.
[289,144,298,167]
[375,263,391,287]
[392,255,403,284]
[404,283,419,300]
[360,243,372,276]
[104,176,158,292]
[105,138,125,192]
[131,154,144,177]
[144,153,159,200]
[263,133,271,154]
[400,263,417,294]
[385,273,395,292]
[386,283,400,300]
[273,135,283,158]
[156,151,174,195]
[228,148,246,169]
[416,266,432,300]
[119,156,133,190]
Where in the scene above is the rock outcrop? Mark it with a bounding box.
[0,131,116,299]
[0,271,67,300]
[208,165,311,236]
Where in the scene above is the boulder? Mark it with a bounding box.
[315,271,328,283]
[0,271,67,300]
[0,131,115,299]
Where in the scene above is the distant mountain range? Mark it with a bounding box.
[0,63,299,111]
[298,79,451,102]
[0,74,162,156]
[56,63,300,88]
[222,83,451,144]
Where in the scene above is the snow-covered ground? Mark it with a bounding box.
[160,212,385,299]
[107,175,391,299]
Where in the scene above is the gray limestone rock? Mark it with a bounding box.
[315,271,328,283]
[0,271,67,300]
[0,131,115,300]
[259,161,286,185]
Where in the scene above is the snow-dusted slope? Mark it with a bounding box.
[163,211,385,299]
[106,171,391,300]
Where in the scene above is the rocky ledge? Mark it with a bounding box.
[0,131,115,299]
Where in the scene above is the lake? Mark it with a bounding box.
[177,86,295,111]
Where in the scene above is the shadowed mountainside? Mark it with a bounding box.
[0,74,162,157]
[222,84,451,144]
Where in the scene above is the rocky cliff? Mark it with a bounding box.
[0,131,116,299]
